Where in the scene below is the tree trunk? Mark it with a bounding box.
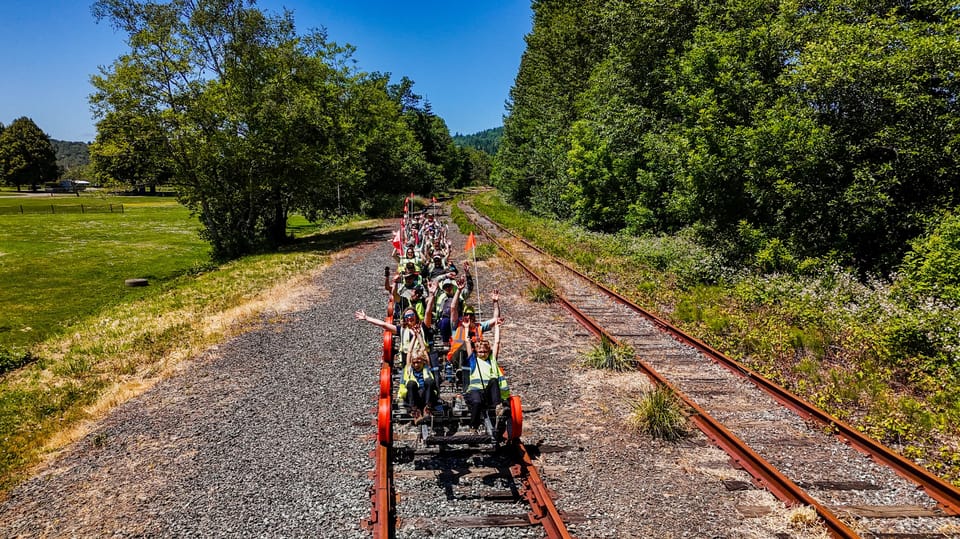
[266,200,289,248]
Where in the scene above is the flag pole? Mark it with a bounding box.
[473,244,480,318]
[464,231,481,318]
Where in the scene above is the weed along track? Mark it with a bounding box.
[460,201,960,538]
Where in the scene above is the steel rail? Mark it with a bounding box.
[461,205,860,538]
[366,229,572,538]
[463,203,960,518]
[510,442,576,539]
[365,295,396,538]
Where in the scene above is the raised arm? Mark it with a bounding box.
[424,280,438,327]
[355,310,398,334]
[450,286,462,327]
[383,266,392,293]
[461,261,474,299]
[491,293,502,359]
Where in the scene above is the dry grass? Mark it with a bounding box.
[32,252,334,460]
[0,221,374,494]
[581,336,636,372]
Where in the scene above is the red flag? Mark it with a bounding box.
[391,229,401,250]
[464,231,477,252]
[432,196,437,203]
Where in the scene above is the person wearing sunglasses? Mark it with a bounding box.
[355,297,437,370]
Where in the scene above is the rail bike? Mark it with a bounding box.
[375,195,522,450]
[365,197,576,539]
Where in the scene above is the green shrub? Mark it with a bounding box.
[899,212,960,305]
[0,348,36,376]
[628,385,690,441]
[472,243,498,261]
[449,202,476,235]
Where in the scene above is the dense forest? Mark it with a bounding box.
[51,140,90,172]
[453,127,503,155]
[495,0,960,277]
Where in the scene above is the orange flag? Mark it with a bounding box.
[464,231,477,252]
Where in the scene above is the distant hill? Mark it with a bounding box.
[453,127,502,156]
[51,139,90,171]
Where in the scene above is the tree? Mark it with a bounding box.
[899,212,960,305]
[498,0,960,274]
[494,0,606,216]
[91,0,430,258]
[90,111,173,193]
[0,117,60,192]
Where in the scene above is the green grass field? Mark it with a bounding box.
[0,191,379,492]
[0,194,208,352]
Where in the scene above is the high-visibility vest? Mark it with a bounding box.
[447,323,482,360]
[467,354,510,401]
[397,256,421,273]
[399,325,428,355]
[397,364,435,400]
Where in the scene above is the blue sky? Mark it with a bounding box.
[0,1,532,142]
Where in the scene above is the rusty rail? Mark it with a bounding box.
[464,202,960,518]
[510,443,576,538]
[365,295,396,538]
[461,204,862,538]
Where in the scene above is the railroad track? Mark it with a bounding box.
[364,226,575,538]
[460,202,960,539]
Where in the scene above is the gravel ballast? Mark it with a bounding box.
[0,215,836,538]
[0,231,394,538]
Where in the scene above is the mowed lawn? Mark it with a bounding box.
[0,194,209,351]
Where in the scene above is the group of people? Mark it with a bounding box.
[355,208,509,434]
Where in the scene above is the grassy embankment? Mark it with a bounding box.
[463,190,960,485]
[0,193,379,494]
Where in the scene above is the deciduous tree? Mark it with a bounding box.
[0,117,60,192]
[91,0,435,258]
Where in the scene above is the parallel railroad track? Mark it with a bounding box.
[460,202,960,539]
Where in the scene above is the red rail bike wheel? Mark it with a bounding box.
[378,396,392,445]
[508,395,523,441]
[379,363,392,400]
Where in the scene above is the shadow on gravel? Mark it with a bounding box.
[281,223,392,254]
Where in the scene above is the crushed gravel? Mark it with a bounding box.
[0,214,836,538]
